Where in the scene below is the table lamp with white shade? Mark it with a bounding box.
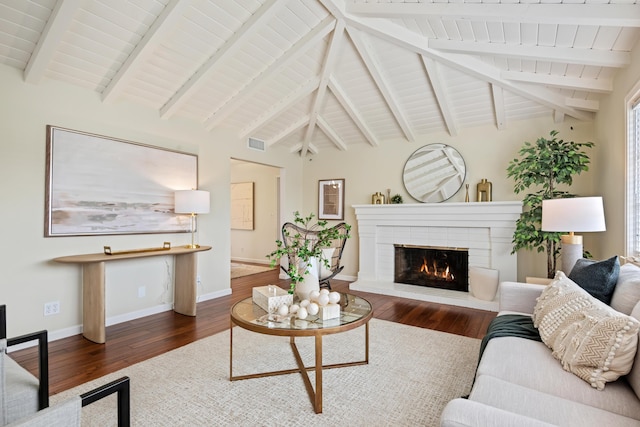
[174,190,210,248]
[541,196,606,274]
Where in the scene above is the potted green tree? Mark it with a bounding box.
[267,211,349,297]
[507,130,594,278]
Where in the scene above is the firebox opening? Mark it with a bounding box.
[394,244,469,292]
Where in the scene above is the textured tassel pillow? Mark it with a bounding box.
[533,271,640,390]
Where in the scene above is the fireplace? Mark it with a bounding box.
[350,202,522,311]
[394,245,469,292]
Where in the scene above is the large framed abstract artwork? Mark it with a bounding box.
[45,125,198,237]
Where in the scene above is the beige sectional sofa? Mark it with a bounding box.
[440,262,640,427]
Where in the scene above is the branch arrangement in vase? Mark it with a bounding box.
[267,211,350,294]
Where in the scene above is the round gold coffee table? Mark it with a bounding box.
[229,293,373,414]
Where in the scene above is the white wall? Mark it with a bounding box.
[303,117,597,281]
[595,44,640,259]
[0,64,303,337]
[230,160,280,264]
[3,39,639,338]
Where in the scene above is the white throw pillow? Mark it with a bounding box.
[611,263,640,315]
[533,271,640,390]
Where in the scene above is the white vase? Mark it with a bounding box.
[468,266,500,301]
[295,257,320,301]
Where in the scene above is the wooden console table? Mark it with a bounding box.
[53,245,211,343]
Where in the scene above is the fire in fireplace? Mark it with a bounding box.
[394,244,469,292]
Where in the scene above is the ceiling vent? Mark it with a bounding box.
[247,137,266,152]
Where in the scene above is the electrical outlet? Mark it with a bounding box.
[197,275,202,286]
[138,286,146,298]
[44,301,60,316]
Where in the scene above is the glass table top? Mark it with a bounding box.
[230,292,373,333]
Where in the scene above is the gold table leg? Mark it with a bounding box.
[229,321,370,414]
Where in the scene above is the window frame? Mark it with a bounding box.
[625,82,640,257]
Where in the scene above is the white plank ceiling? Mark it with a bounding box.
[1,0,638,156]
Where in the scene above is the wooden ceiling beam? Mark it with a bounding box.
[491,84,506,130]
[345,3,640,27]
[328,76,379,147]
[346,15,593,121]
[204,16,336,131]
[347,27,416,142]
[240,77,320,140]
[101,0,189,103]
[501,70,613,93]
[160,0,285,119]
[301,20,346,156]
[267,115,310,147]
[429,39,630,68]
[421,56,457,136]
[317,116,348,151]
[24,0,83,84]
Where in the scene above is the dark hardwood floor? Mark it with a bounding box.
[10,269,496,395]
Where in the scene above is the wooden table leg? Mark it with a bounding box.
[174,253,197,316]
[82,262,106,344]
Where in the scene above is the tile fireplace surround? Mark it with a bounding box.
[350,201,523,311]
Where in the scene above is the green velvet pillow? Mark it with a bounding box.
[568,256,620,305]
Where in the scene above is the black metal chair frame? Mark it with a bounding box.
[1,305,129,426]
[81,376,131,427]
[280,222,349,290]
[0,305,49,410]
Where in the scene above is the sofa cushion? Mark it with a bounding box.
[533,272,640,390]
[477,336,640,420]
[568,256,620,304]
[470,374,640,426]
[625,300,640,401]
[611,263,640,315]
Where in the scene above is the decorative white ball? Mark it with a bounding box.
[319,288,330,295]
[307,302,319,315]
[277,305,289,316]
[309,290,320,302]
[328,291,341,304]
[300,299,310,308]
[297,307,308,319]
[317,293,330,307]
[289,304,300,314]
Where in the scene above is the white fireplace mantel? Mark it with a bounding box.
[350,201,523,311]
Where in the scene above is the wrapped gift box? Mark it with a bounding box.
[318,303,341,320]
[252,286,292,313]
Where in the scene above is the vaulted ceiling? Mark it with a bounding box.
[1,0,638,156]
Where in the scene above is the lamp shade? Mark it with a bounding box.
[174,190,210,214]
[541,197,606,232]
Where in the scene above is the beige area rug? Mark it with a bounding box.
[51,319,480,426]
[230,262,275,279]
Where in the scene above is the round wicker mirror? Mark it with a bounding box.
[402,144,466,203]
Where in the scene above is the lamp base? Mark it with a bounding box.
[561,241,583,275]
[183,244,201,249]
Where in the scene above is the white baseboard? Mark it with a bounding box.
[106,303,174,327]
[198,288,232,302]
[9,290,232,351]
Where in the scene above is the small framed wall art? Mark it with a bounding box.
[318,179,345,220]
